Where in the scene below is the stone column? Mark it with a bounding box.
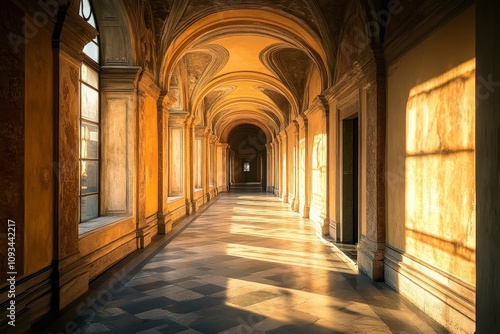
[203,128,211,201]
[184,116,195,215]
[157,91,176,234]
[218,143,230,192]
[265,144,273,192]
[194,126,206,191]
[280,132,288,203]
[275,136,282,197]
[477,0,500,331]
[268,142,276,194]
[211,135,219,195]
[357,47,386,282]
[292,121,300,211]
[298,115,310,218]
[136,71,161,249]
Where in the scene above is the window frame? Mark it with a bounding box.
[79,0,101,223]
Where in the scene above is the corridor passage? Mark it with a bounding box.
[52,194,447,334]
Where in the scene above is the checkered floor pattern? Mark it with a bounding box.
[53,193,448,334]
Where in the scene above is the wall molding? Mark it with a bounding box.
[384,245,475,333]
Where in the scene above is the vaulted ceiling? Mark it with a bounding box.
[126,0,357,142]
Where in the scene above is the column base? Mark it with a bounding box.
[185,200,195,215]
[137,215,158,249]
[329,220,339,241]
[158,213,173,235]
[357,236,385,281]
[299,203,309,218]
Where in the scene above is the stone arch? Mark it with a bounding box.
[159,9,330,91]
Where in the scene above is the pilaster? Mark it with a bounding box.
[275,136,282,197]
[204,129,212,201]
[210,134,219,195]
[280,131,288,203]
[136,70,160,249]
[217,143,230,192]
[356,46,387,281]
[297,114,310,218]
[184,116,195,215]
[292,121,300,211]
[265,144,274,192]
[157,91,176,234]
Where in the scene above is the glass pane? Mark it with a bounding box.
[81,84,99,122]
[81,160,99,195]
[83,42,99,64]
[81,121,98,159]
[79,0,96,28]
[81,194,98,221]
[81,63,98,89]
[243,162,250,172]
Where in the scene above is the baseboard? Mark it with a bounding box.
[384,245,475,334]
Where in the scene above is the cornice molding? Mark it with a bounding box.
[383,0,474,64]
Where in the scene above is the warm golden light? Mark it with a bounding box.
[405,58,476,285]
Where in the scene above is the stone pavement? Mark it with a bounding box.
[46,193,448,334]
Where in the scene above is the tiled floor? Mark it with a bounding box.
[47,193,448,334]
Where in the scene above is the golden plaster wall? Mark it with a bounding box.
[307,67,322,111]
[145,96,158,218]
[24,17,54,275]
[308,109,328,233]
[386,6,475,284]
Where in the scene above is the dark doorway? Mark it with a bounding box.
[341,117,359,244]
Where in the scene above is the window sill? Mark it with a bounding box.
[79,215,130,236]
[168,195,184,202]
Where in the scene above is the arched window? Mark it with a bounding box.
[79,0,100,222]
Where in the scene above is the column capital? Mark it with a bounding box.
[210,134,218,144]
[296,113,308,129]
[194,125,208,138]
[169,110,189,127]
[158,91,176,113]
[184,115,196,128]
[100,66,142,92]
[138,70,161,100]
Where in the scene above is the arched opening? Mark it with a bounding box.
[227,124,267,192]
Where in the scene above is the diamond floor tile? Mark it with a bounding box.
[44,193,449,334]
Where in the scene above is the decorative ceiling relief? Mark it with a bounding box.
[261,44,312,112]
[185,52,212,96]
[153,1,335,143]
[181,44,229,111]
[122,0,157,75]
[258,87,291,124]
[334,3,367,82]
